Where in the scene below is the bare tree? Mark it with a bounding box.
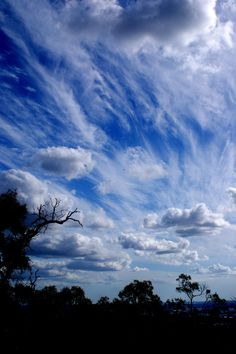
[27,198,82,239]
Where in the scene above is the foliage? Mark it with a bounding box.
[176,273,208,312]
[210,292,227,314]
[97,296,110,305]
[0,190,29,283]
[165,298,186,312]
[118,279,160,305]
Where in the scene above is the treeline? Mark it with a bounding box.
[1,278,235,352]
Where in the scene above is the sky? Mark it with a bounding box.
[1,0,236,302]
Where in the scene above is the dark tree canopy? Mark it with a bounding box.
[0,190,27,234]
[118,280,159,305]
[0,190,29,283]
[97,296,110,305]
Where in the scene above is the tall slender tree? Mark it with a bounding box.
[176,273,208,313]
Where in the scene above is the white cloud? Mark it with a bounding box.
[196,263,236,275]
[143,213,160,229]
[83,208,114,229]
[144,203,229,236]
[119,232,189,253]
[133,266,149,272]
[118,232,201,265]
[32,146,94,180]
[0,169,48,208]
[68,257,130,272]
[31,232,131,272]
[0,169,79,211]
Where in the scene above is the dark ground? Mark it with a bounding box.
[1,303,236,353]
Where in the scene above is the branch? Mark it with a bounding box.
[26,200,83,240]
[192,284,207,299]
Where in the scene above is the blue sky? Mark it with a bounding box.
[1,0,236,302]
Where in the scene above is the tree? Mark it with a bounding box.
[58,286,91,306]
[69,286,91,305]
[0,190,29,285]
[210,292,227,315]
[97,296,110,305]
[0,190,82,287]
[176,273,207,313]
[165,298,186,313]
[118,280,159,305]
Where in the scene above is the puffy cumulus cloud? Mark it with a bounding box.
[118,232,200,265]
[33,146,94,180]
[124,147,166,182]
[143,203,229,236]
[119,232,189,254]
[31,232,131,272]
[196,263,236,275]
[227,187,236,204]
[143,213,160,229]
[68,256,130,272]
[65,0,233,49]
[0,169,48,208]
[0,168,77,211]
[83,208,114,229]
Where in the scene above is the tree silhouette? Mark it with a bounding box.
[0,190,82,288]
[176,273,207,313]
[165,298,186,313]
[0,190,29,286]
[118,280,158,305]
[97,296,110,305]
[210,292,227,316]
